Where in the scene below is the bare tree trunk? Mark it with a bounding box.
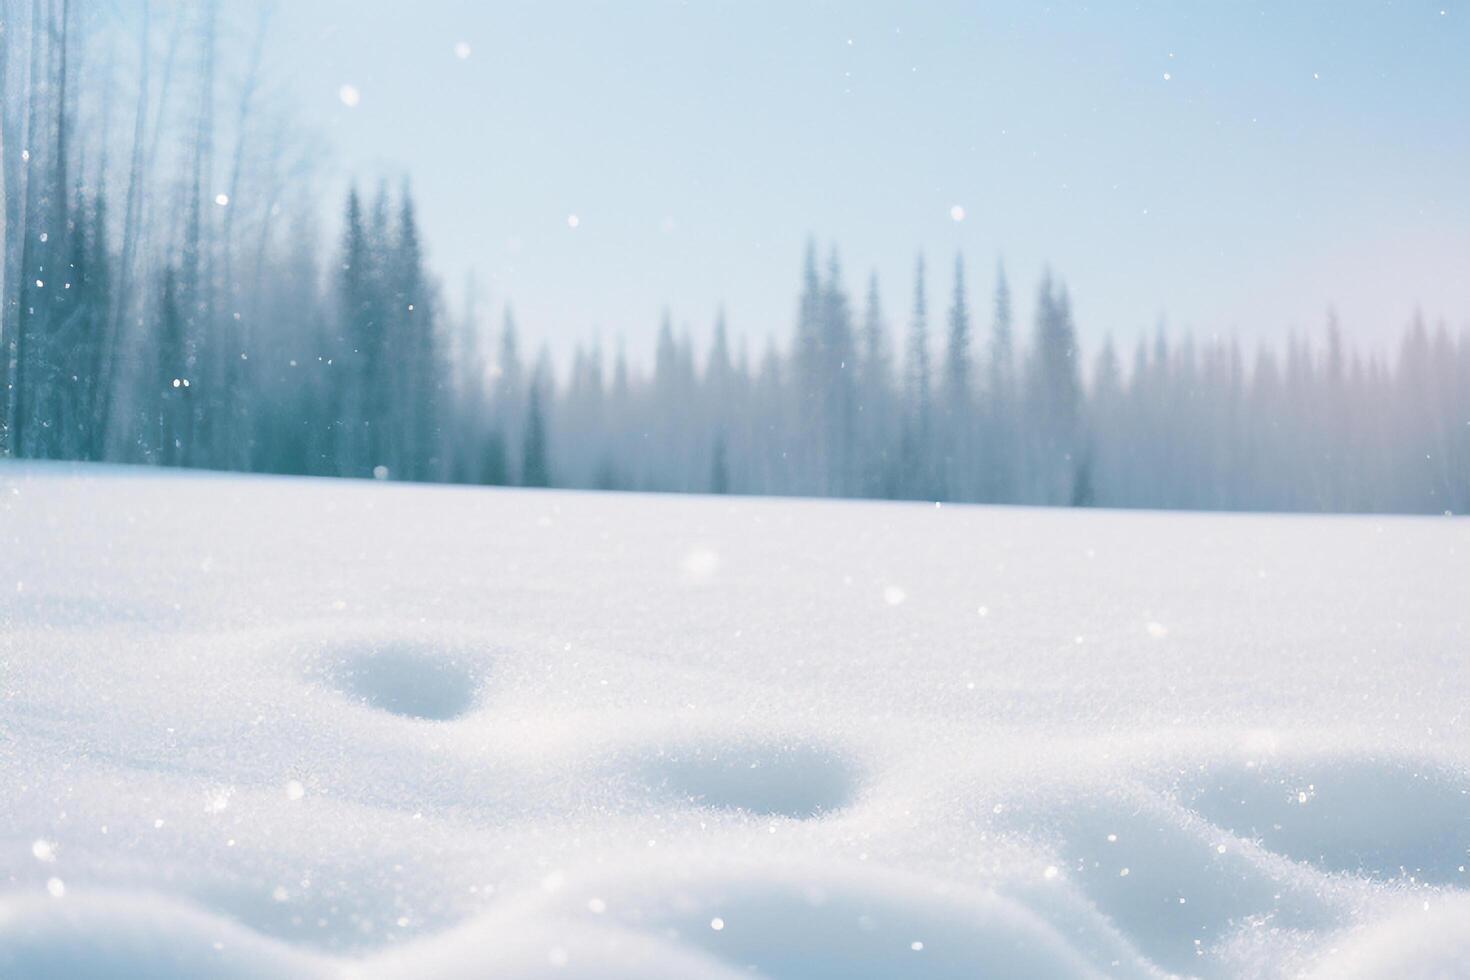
[99,0,149,457]
[27,0,68,459]
[220,5,267,302]
[53,0,66,246]
[0,1,11,453]
[247,120,285,303]
[11,0,43,455]
[135,4,179,296]
[142,2,178,189]
[219,4,268,470]
[180,0,215,468]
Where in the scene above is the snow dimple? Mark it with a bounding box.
[1183,757,1470,885]
[327,644,481,721]
[640,742,857,819]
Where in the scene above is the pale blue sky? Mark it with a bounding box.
[274,0,1469,365]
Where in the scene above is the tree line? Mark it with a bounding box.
[3,2,1466,514]
[507,249,1467,514]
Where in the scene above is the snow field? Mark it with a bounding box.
[2,464,1467,977]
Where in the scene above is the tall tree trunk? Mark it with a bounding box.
[11,0,44,455]
[43,0,70,459]
[0,0,10,453]
[218,5,268,470]
[138,1,179,255]
[220,6,267,300]
[182,0,215,467]
[99,0,149,458]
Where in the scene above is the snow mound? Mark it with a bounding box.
[1,464,1466,978]
[0,892,334,979]
[1180,754,1470,885]
[1305,894,1470,979]
[371,857,1131,979]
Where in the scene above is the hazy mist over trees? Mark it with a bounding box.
[2,2,1466,514]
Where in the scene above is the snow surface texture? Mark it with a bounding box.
[1,463,1467,979]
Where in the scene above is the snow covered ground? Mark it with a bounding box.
[2,463,1467,979]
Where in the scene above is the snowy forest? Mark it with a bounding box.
[2,2,1466,515]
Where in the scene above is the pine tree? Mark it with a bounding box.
[942,252,972,498]
[901,252,933,498]
[857,271,895,497]
[820,247,856,496]
[336,188,377,476]
[1025,273,1081,504]
[1088,335,1122,506]
[793,239,824,494]
[483,431,510,486]
[709,431,729,494]
[705,309,735,493]
[521,372,550,488]
[391,184,440,481]
[494,307,525,482]
[944,253,971,405]
[986,259,1017,502]
[706,308,733,406]
[906,253,931,423]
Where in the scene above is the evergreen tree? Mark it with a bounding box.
[483,430,510,486]
[709,431,729,494]
[792,240,824,494]
[1088,335,1122,505]
[391,185,440,481]
[706,309,733,404]
[336,188,380,476]
[155,268,192,466]
[705,310,735,493]
[1025,273,1082,504]
[942,252,972,497]
[495,307,525,482]
[985,259,1017,502]
[901,252,934,498]
[521,372,550,488]
[857,271,895,497]
[820,248,856,495]
[944,253,971,405]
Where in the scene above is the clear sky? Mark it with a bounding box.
[272,0,1469,366]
